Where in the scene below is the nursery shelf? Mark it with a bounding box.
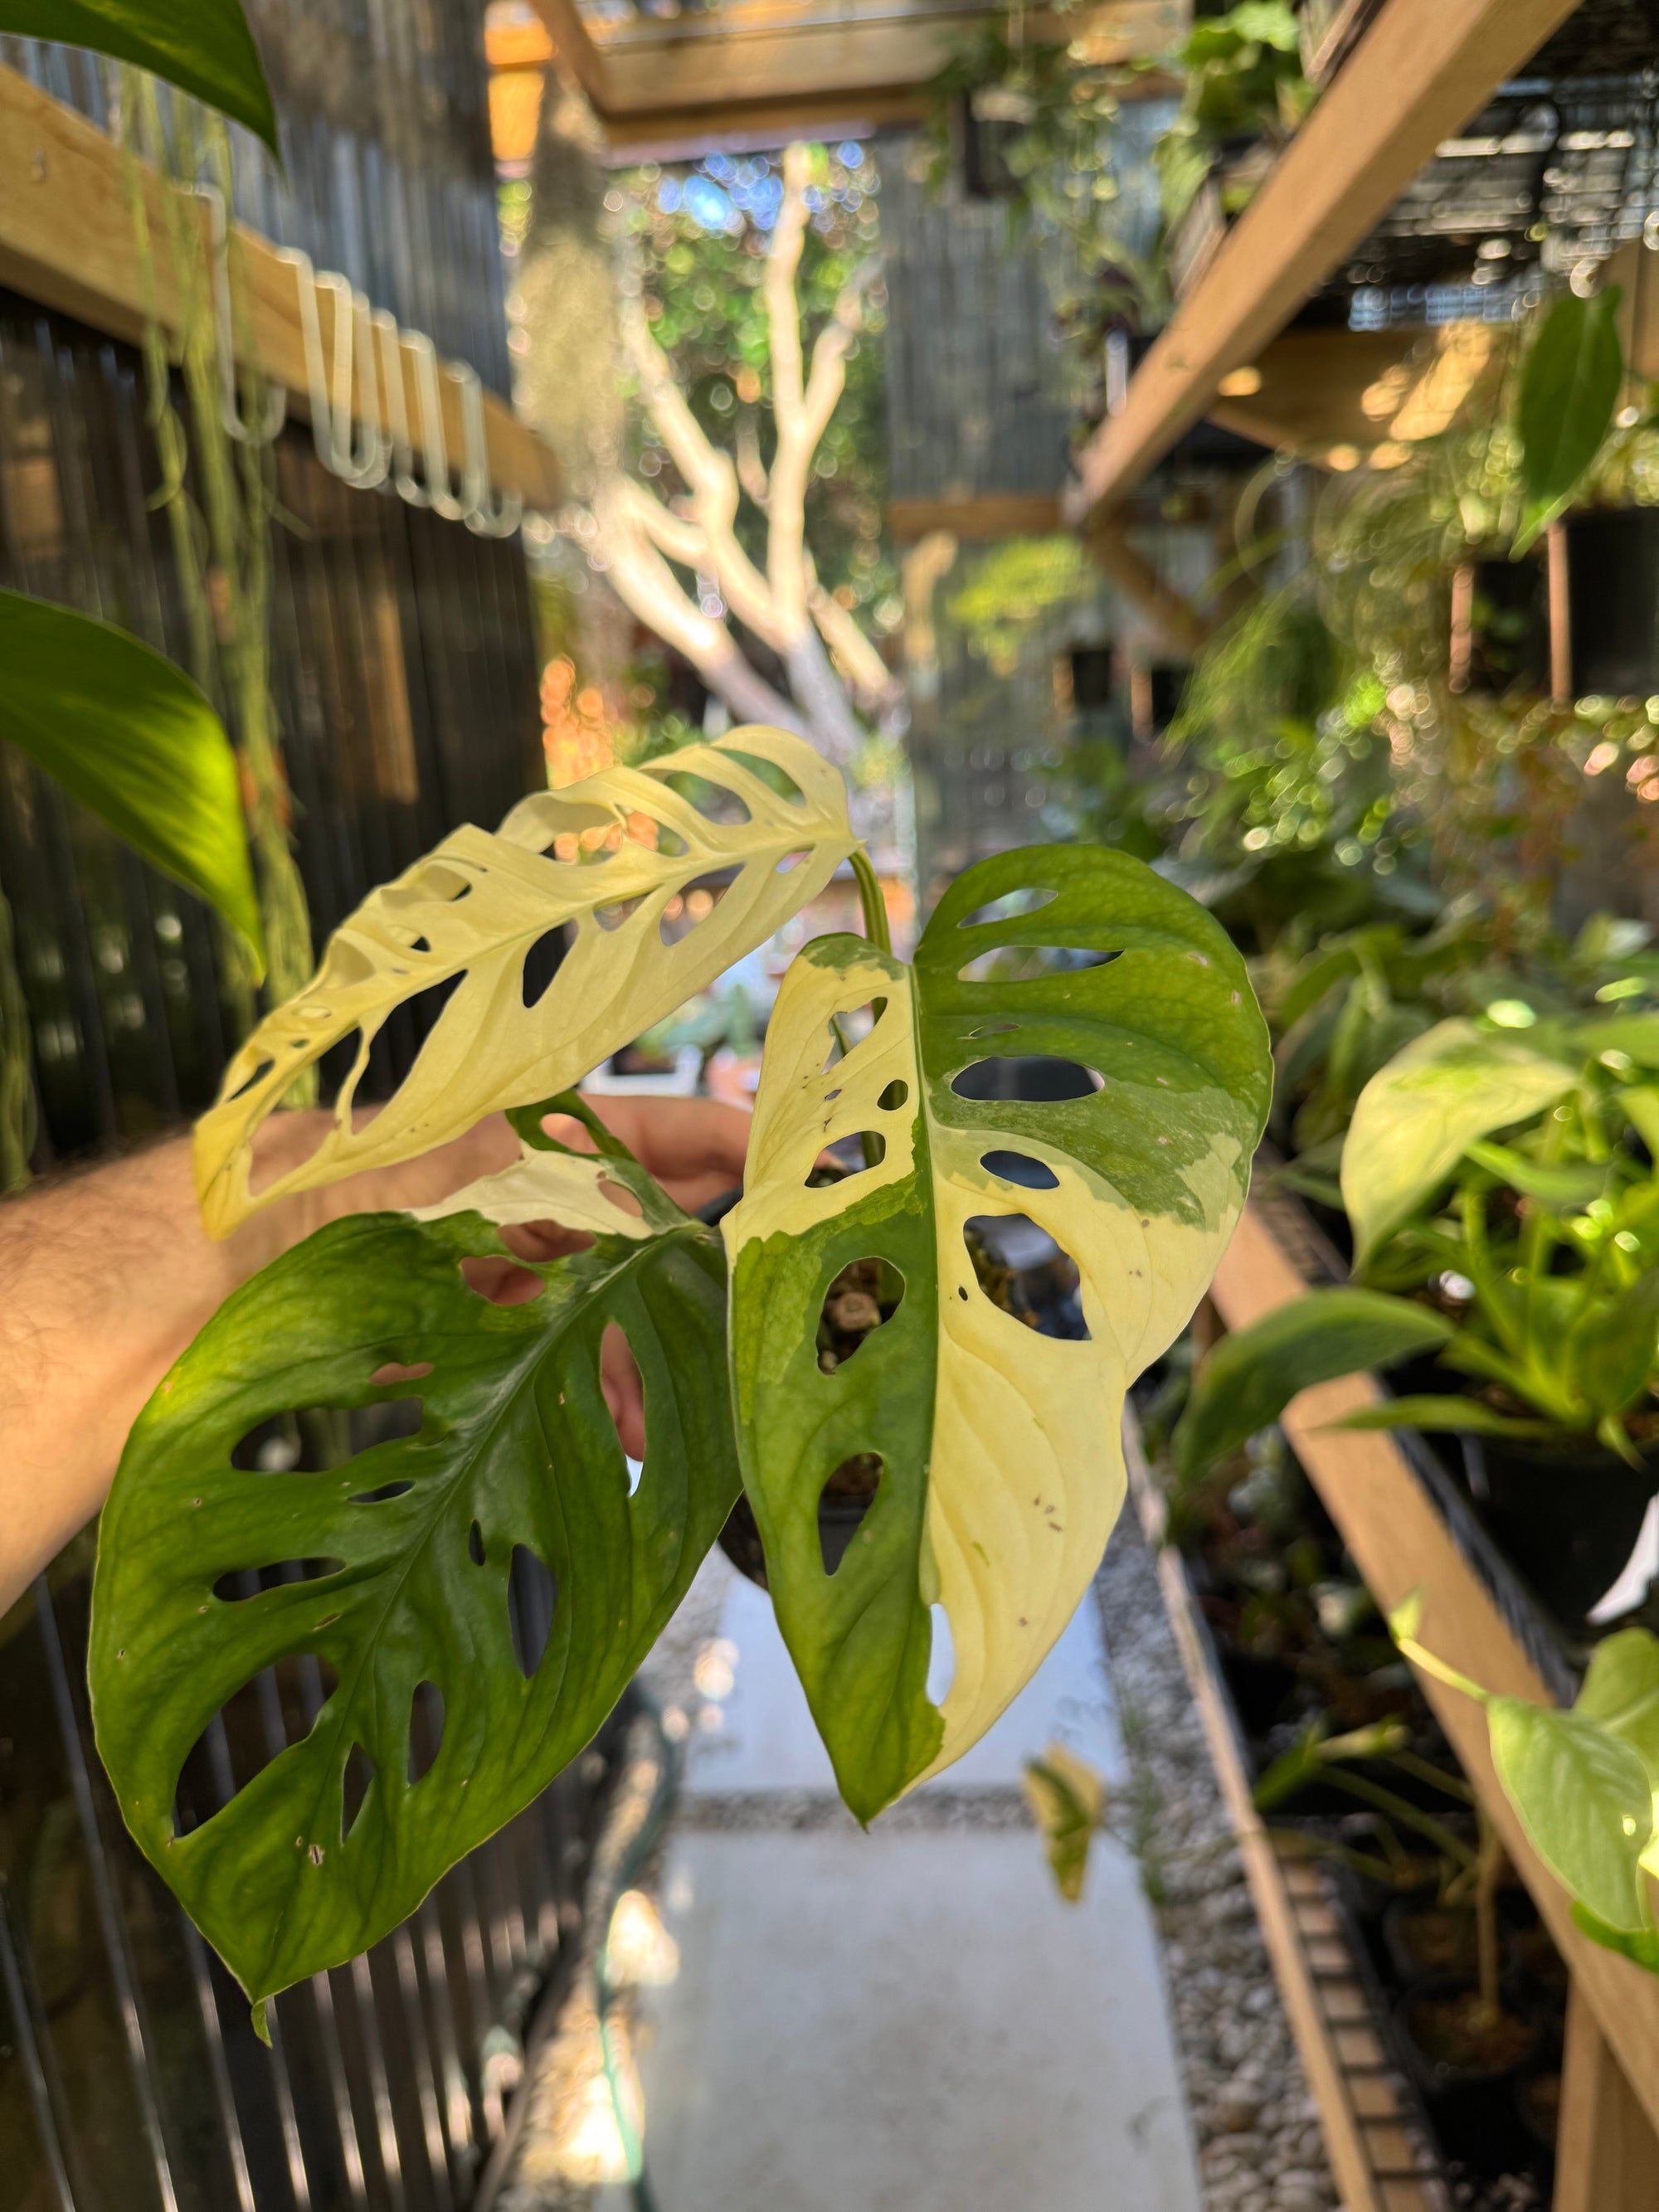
[1200,1196,1659,2210]
[0,66,562,514]
[1063,0,1584,528]
[1126,1414,1445,2212]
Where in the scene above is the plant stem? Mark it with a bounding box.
[850,847,890,956]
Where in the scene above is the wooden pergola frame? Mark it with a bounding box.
[512,0,1183,153]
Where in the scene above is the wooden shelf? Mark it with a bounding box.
[1126,1412,1443,2212]
[524,0,1182,151]
[0,66,562,513]
[1063,0,1584,527]
[1199,1196,1659,2205]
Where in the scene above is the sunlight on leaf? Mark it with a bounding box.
[195,728,854,1237]
[1022,1743,1104,1903]
[0,591,263,974]
[0,0,280,150]
[724,844,1270,1819]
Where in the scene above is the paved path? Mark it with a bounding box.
[626,1564,1205,2212]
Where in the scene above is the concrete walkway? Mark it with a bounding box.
[628,1566,1204,2212]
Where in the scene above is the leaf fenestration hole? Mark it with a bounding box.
[598,1176,645,1220]
[401,968,466,1048]
[342,1743,375,1840]
[819,1454,883,1575]
[213,1558,346,1603]
[658,769,752,824]
[349,1479,415,1505]
[963,1216,1092,1341]
[877,1078,909,1112]
[595,896,648,933]
[776,848,811,874]
[927,1605,956,1705]
[718,748,805,803]
[468,1519,486,1566]
[408,1681,445,1786]
[226,1055,275,1101]
[956,946,1121,984]
[950,1056,1102,1101]
[806,1130,885,1184]
[980,1150,1060,1190]
[957,887,1058,929]
[817,1258,904,1373]
[460,1254,545,1305]
[508,1545,558,1678]
[521,926,567,1009]
[371,1361,432,1387]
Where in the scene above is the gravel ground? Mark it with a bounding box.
[1093,1516,1345,2212]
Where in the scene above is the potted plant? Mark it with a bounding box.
[84,723,1273,2023]
[1176,1010,1659,1628]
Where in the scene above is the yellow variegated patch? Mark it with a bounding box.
[723,846,1271,1819]
[194,729,852,1237]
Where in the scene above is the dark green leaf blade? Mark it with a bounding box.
[1571,1901,1659,1974]
[1514,286,1625,554]
[1173,1289,1452,1479]
[1333,1393,1558,1441]
[0,0,278,149]
[1569,1268,1659,1422]
[89,1206,739,2000]
[0,591,263,973]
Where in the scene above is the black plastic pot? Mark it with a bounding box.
[1383,1895,1478,1985]
[1459,1433,1659,1631]
[1394,1974,1540,2176]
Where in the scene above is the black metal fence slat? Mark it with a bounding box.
[0,1888,80,2212]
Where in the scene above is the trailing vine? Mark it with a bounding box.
[119,68,315,1091]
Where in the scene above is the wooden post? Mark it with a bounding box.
[1556,1983,1659,2212]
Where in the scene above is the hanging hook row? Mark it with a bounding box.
[183,213,526,537]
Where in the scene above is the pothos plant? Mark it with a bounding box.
[86,726,1272,2018]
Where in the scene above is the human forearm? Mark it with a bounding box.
[0,1110,519,1613]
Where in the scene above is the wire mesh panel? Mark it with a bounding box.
[0,1556,616,2212]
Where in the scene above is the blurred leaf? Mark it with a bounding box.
[1173,1290,1452,1480]
[1571,1900,1659,1973]
[1022,1743,1104,1902]
[1569,1270,1659,1421]
[1487,1698,1652,1932]
[1462,1140,1608,1208]
[0,591,263,974]
[1342,1020,1579,1266]
[1514,287,1625,555]
[0,0,279,151]
[1335,1394,1559,1440]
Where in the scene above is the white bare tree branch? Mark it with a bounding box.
[576,143,895,777]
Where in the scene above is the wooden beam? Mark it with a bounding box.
[1209,1203,1659,2153]
[527,0,1182,142]
[1557,1986,1659,2212]
[1087,521,1211,657]
[888,494,1063,542]
[0,66,561,513]
[1064,0,1583,527]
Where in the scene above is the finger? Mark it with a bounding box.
[542,1096,753,1209]
[600,1320,646,1462]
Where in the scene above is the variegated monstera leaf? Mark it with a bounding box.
[195,727,853,1236]
[90,1106,740,2003]
[723,846,1271,1819]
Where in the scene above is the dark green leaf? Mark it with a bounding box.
[1487,1697,1652,1932]
[1569,1269,1659,1420]
[1514,287,1625,555]
[725,843,1272,1820]
[1572,1901,1659,1973]
[1461,1139,1608,1208]
[0,591,263,973]
[0,0,278,150]
[1173,1290,1452,1480]
[1335,1393,1560,1440]
[89,1202,739,2000]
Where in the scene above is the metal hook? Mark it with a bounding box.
[373,308,428,508]
[450,361,523,539]
[187,182,288,445]
[401,331,469,523]
[278,248,390,490]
